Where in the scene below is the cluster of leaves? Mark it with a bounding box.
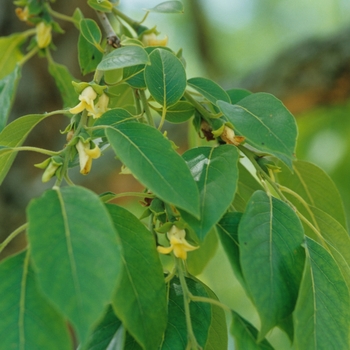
[0,1,349,349]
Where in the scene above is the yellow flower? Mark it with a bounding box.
[36,22,52,48]
[15,6,29,21]
[142,33,168,47]
[220,126,245,146]
[76,140,101,175]
[69,87,97,115]
[88,93,109,119]
[157,225,198,260]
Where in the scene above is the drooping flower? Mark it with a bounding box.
[15,6,29,22]
[157,225,198,260]
[76,140,101,175]
[88,93,109,119]
[142,33,168,47]
[69,87,97,115]
[36,22,52,48]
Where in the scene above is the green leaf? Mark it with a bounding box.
[216,212,244,285]
[27,186,122,343]
[107,204,167,350]
[218,93,297,169]
[97,46,149,71]
[80,18,102,48]
[0,113,50,185]
[0,64,21,131]
[0,251,72,350]
[108,84,136,113]
[181,145,239,240]
[146,1,184,13]
[87,0,113,12]
[277,160,347,230]
[123,64,146,89]
[84,305,122,350]
[0,33,25,79]
[231,311,274,350]
[188,77,230,105]
[159,101,195,123]
[48,61,77,109]
[294,237,350,350]
[78,33,103,75]
[238,190,305,339]
[226,88,252,104]
[145,48,186,107]
[106,124,200,217]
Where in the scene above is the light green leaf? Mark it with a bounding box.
[48,61,77,109]
[145,48,186,107]
[78,33,103,75]
[108,84,136,113]
[0,64,21,131]
[0,113,51,185]
[27,186,122,344]
[146,1,184,13]
[277,160,347,230]
[294,237,350,350]
[97,46,149,71]
[80,18,102,48]
[106,124,200,217]
[158,101,195,123]
[218,93,297,169]
[181,145,239,240]
[231,311,274,350]
[107,204,167,350]
[239,190,305,339]
[226,88,252,104]
[0,251,72,350]
[188,77,230,105]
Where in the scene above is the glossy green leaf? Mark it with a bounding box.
[226,88,252,104]
[48,61,77,109]
[294,237,350,350]
[239,190,305,339]
[188,77,230,105]
[218,93,297,169]
[27,186,122,343]
[231,311,274,350]
[84,305,122,350]
[78,33,103,75]
[181,145,239,240]
[106,124,200,217]
[107,204,167,350]
[87,0,113,12]
[0,251,72,350]
[145,48,186,107]
[124,331,143,349]
[0,113,50,185]
[123,64,146,89]
[217,212,244,285]
[0,33,24,79]
[80,19,102,47]
[146,1,184,13]
[0,64,21,131]
[97,46,149,71]
[277,160,347,230]
[159,101,195,123]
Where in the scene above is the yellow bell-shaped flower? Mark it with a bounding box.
[69,87,97,115]
[76,140,101,175]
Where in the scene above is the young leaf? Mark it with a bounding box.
[0,113,51,185]
[218,93,297,169]
[78,33,103,75]
[80,18,102,48]
[188,77,230,105]
[238,190,305,340]
[231,311,274,350]
[146,1,184,13]
[0,251,72,350]
[145,48,186,107]
[294,237,350,350]
[97,46,149,71]
[107,204,167,350]
[106,123,200,218]
[0,64,21,131]
[27,186,123,344]
[181,145,239,240]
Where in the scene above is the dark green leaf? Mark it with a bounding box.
[159,101,195,123]
[0,251,72,350]
[27,186,122,343]
[108,84,136,113]
[231,311,274,350]
[294,237,350,350]
[80,18,102,47]
[188,77,230,105]
[106,124,200,217]
[146,1,184,13]
[97,46,149,71]
[123,64,146,89]
[218,93,297,169]
[238,190,305,339]
[0,64,21,131]
[226,88,252,104]
[145,48,186,107]
[107,204,167,350]
[181,145,239,240]
[78,33,103,75]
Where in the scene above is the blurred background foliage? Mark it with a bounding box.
[1,0,350,348]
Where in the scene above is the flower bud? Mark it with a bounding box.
[36,22,52,48]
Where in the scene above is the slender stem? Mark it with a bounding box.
[158,106,167,131]
[18,47,39,66]
[184,91,213,123]
[48,8,77,24]
[7,146,61,156]
[0,223,27,254]
[164,267,177,284]
[96,11,121,48]
[139,90,155,127]
[112,7,144,34]
[189,295,231,312]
